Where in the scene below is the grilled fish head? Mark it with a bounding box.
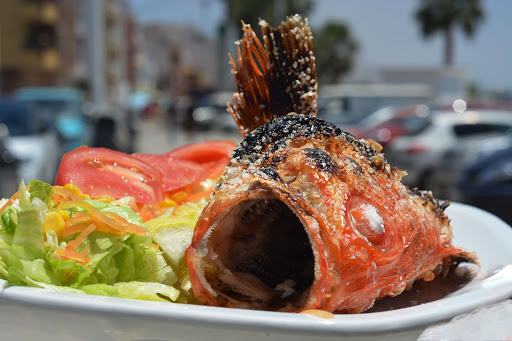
[186,114,476,312]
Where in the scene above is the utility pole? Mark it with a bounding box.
[88,0,108,114]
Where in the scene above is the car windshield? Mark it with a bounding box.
[0,102,39,136]
[453,123,512,137]
[395,116,432,135]
[29,100,82,129]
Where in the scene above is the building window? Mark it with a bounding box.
[25,22,57,49]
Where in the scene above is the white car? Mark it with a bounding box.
[0,99,60,185]
[385,110,512,197]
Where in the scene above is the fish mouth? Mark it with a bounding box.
[201,191,316,310]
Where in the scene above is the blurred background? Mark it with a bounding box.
[0,0,511,224]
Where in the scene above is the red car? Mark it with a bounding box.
[355,105,432,149]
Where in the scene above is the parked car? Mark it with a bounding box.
[0,123,19,196]
[14,87,90,153]
[319,102,432,144]
[434,133,512,200]
[0,99,60,184]
[317,83,433,134]
[192,92,235,131]
[356,105,432,149]
[455,139,512,226]
[385,110,512,196]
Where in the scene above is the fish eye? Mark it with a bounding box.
[348,197,388,247]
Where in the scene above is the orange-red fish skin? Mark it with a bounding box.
[185,114,476,313]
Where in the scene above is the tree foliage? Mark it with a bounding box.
[414,0,485,66]
[313,22,358,84]
[226,0,314,28]
[224,0,358,85]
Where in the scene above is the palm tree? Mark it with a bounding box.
[415,0,484,67]
[224,0,313,30]
[314,22,358,84]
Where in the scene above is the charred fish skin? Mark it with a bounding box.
[227,114,385,173]
[185,15,477,313]
[187,113,476,313]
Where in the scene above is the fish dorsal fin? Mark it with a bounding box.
[228,15,318,137]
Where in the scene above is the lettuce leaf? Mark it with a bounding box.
[1,206,18,236]
[48,256,90,288]
[0,230,11,279]
[29,180,54,207]
[114,281,179,302]
[80,283,119,297]
[18,180,31,210]
[7,205,61,286]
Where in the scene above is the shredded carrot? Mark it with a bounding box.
[0,186,29,215]
[53,247,90,266]
[58,200,147,236]
[139,205,154,223]
[0,199,14,215]
[102,212,148,235]
[92,210,147,236]
[53,187,87,203]
[65,224,96,252]
[52,224,95,266]
[62,222,95,236]
[125,197,140,213]
[65,212,92,227]
[184,189,213,203]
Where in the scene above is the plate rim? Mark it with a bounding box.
[1,202,512,335]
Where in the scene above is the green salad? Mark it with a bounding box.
[0,180,206,304]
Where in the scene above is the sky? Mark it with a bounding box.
[127,0,512,92]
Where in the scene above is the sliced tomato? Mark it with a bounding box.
[166,140,236,178]
[132,153,208,192]
[167,140,236,162]
[55,147,164,205]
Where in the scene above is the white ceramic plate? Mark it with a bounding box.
[1,202,512,341]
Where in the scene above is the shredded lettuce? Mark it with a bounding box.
[89,201,144,225]
[7,205,61,286]
[0,180,206,305]
[1,206,18,236]
[48,256,90,288]
[114,281,180,302]
[18,180,31,209]
[29,180,54,207]
[79,283,119,297]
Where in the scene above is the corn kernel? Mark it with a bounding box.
[171,191,188,203]
[159,198,177,208]
[94,195,113,203]
[57,209,69,221]
[43,211,66,237]
[64,183,82,195]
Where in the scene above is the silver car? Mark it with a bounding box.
[385,110,512,198]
